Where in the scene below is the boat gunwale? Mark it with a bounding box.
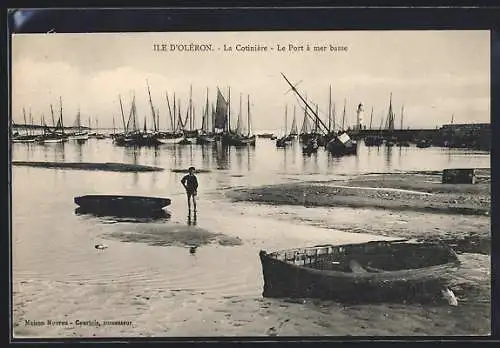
[259,240,460,281]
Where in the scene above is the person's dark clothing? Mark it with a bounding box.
[181,174,198,195]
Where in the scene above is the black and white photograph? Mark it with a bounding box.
[10,26,491,337]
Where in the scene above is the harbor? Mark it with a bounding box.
[11,30,490,337]
[12,137,490,337]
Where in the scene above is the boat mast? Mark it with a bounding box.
[227,87,232,133]
[247,94,251,137]
[173,93,177,132]
[119,95,127,133]
[280,73,329,135]
[369,107,374,130]
[400,104,404,130]
[146,80,157,132]
[165,92,174,132]
[112,114,116,134]
[189,84,193,131]
[23,108,28,135]
[205,88,209,133]
[237,93,242,134]
[156,108,160,131]
[59,96,65,135]
[328,85,332,133]
[284,104,288,136]
[29,108,33,135]
[342,98,346,131]
[332,103,336,131]
[50,104,56,129]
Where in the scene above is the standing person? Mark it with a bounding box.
[181,166,198,212]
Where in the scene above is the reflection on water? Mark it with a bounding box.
[187,211,198,226]
[384,145,393,168]
[74,206,171,223]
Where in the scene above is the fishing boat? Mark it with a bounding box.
[74,195,171,213]
[155,93,184,144]
[88,117,106,139]
[12,108,38,143]
[364,136,384,146]
[223,94,256,146]
[68,108,89,141]
[280,74,357,156]
[196,88,216,144]
[302,136,319,154]
[326,132,357,156]
[37,99,68,144]
[276,105,293,148]
[259,239,460,303]
[417,140,431,148]
[257,133,275,139]
[395,104,410,147]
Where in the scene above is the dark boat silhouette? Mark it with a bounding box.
[74,195,171,214]
[259,239,460,304]
[74,207,171,221]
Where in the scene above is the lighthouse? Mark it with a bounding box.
[356,102,364,130]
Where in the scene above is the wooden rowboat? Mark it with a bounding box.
[259,239,460,303]
[74,195,171,213]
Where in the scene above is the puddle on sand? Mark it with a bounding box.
[104,223,243,248]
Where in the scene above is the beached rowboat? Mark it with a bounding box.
[74,195,171,213]
[259,239,460,303]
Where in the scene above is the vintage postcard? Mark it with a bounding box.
[11,27,491,338]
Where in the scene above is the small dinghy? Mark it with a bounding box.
[74,195,171,214]
[259,239,460,303]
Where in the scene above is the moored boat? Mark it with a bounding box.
[257,133,275,138]
[417,140,431,148]
[364,135,384,147]
[74,195,171,213]
[302,137,319,154]
[326,132,357,156]
[259,239,460,303]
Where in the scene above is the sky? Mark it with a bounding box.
[11,30,490,132]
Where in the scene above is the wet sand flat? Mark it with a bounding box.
[12,161,164,172]
[227,172,491,216]
[12,194,490,337]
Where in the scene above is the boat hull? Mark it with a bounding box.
[69,133,89,141]
[74,195,171,213]
[157,136,184,144]
[364,136,384,147]
[259,240,460,303]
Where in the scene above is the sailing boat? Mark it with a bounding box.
[196,88,216,144]
[12,107,37,143]
[396,104,410,147]
[276,105,292,148]
[299,102,311,143]
[227,94,256,146]
[69,107,89,140]
[384,93,396,147]
[288,105,298,139]
[156,91,184,144]
[364,107,384,147]
[37,98,68,144]
[280,73,356,156]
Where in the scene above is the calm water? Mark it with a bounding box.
[11,138,490,336]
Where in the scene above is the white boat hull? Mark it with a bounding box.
[39,138,67,144]
[69,134,89,140]
[157,136,184,144]
[12,139,36,143]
